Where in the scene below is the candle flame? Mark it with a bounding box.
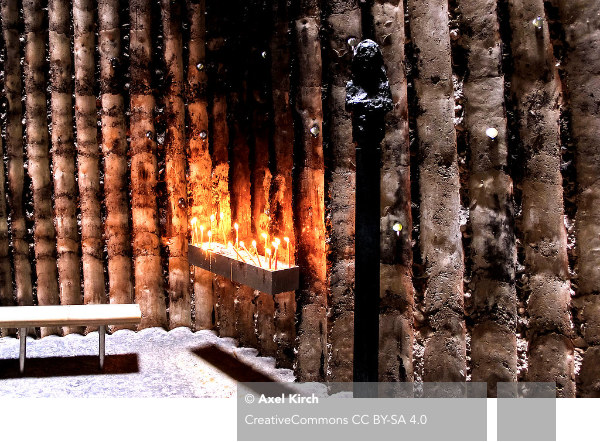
[272,241,278,249]
[284,237,289,243]
[200,225,204,231]
[266,248,271,255]
[210,214,215,222]
[234,223,239,230]
[252,240,257,247]
[239,241,244,247]
[208,230,212,237]
[261,232,267,239]
[191,217,197,225]
[275,237,281,245]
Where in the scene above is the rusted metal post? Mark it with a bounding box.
[346,40,392,392]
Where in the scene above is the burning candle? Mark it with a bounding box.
[190,217,197,243]
[220,212,226,243]
[208,230,212,249]
[200,225,204,244]
[272,241,279,270]
[261,232,268,253]
[284,237,290,267]
[393,222,402,237]
[266,248,272,270]
[234,223,239,249]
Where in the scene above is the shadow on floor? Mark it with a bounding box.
[0,354,139,379]
[191,345,287,384]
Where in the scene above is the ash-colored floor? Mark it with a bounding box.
[0,327,294,398]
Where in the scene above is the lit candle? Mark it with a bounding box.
[272,241,279,270]
[220,212,225,243]
[266,248,272,270]
[393,222,402,237]
[190,217,197,243]
[234,223,239,249]
[284,237,290,267]
[200,225,204,245]
[208,230,212,249]
[261,232,268,253]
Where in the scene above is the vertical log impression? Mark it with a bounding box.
[1,0,33,314]
[50,0,83,335]
[130,0,167,328]
[0,108,12,335]
[0,4,13,334]
[270,0,297,368]
[507,0,574,397]
[294,0,328,381]
[74,0,105,315]
[23,0,61,337]
[553,0,600,398]
[324,0,361,383]
[161,0,190,329]
[99,0,134,316]
[407,0,466,381]
[207,5,235,337]
[187,0,215,330]
[229,2,256,347]
[457,0,517,396]
[230,93,257,346]
[249,1,276,357]
[372,0,415,382]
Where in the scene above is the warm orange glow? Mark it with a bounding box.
[192,215,294,271]
[284,237,290,267]
[266,247,272,269]
[190,217,198,243]
[234,222,239,248]
[229,241,246,262]
[240,241,258,266]
[272,241,279,270]
[261,232,268,252]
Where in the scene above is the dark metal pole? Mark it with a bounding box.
[346,40,392,396]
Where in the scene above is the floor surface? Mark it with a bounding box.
[0,327,294,397]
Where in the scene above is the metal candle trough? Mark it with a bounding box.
[188,243,300,296]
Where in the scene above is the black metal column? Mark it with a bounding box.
[346,40,392,394]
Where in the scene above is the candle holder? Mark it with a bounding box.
[188,242,299,296]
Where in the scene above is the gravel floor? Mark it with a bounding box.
[0,327,294,398]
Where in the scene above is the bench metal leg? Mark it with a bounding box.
[19,328,26,374]
[99,325,105,370]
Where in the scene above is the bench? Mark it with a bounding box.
[0,304,141,373]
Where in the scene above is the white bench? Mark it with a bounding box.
[0,304,142,373]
